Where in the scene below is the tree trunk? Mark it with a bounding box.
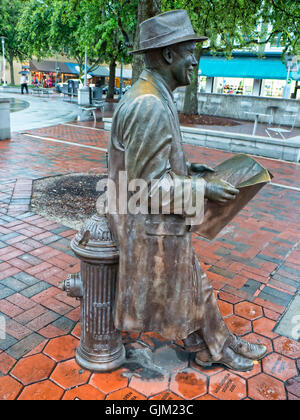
[9,56,14,85]
[107,59,116,99]
[132,0,161,84]
[183,48,203,115]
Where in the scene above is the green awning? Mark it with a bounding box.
[199,57,300,80]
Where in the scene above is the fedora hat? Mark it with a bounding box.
[131,10,207,54]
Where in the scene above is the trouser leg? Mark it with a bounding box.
[187,255,231,361]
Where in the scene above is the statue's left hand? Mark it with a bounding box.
[190,163,215,177]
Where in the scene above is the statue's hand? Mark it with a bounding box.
[205,179,239,204]
[190,163,215,176]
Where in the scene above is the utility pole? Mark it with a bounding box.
[0,37,7,86]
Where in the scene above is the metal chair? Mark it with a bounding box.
[265,113,297,139]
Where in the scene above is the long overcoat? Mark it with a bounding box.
[108,69,207,340]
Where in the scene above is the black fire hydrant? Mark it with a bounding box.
[60,211,125,372]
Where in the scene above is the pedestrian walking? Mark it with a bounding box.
[20,73,29,94]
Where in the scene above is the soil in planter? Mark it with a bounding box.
[31,173,108,231]
[178,113,241,127]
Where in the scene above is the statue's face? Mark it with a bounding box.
[170,41,197,87]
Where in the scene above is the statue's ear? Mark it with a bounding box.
[162,46,174,65]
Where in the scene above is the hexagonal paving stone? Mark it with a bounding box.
[225,315,252,336]
[196,394,218,400]
[129,373,169,397]
[273,336,300,359]
[149,391,183,400]
[17,380,64,400]
[218,301,233,318]
[44,335,79,362]
[0,376,23,400]
[285,377,300,400]
[235,360,262,380]
[262,353,297,382]
[235,301,263,320]
[242,332,273,355]
[209,371,247,400]
[170,368,207,399]
[89,368,128,394]
[71,322,80,339]
[50,359,91,389]
[0,352,16,375]
[153,345,189,372]
[10,353,56,385]
[62,384,105,400]
[248,373,286,400]
[190,359,224,377]
[252,318,278,339]
[105,387,146,400]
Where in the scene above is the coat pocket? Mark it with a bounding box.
[145,220,187,236]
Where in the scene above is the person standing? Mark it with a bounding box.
[20,73,29,94]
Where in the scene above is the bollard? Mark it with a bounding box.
[0,99,11,140]
[60,211,125,372]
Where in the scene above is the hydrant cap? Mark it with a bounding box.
[71,213,119,262]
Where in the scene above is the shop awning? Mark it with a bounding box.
[89,66,110,77]
[66,63,109,77]
[65,62,81,75]
[30,60,72,74]
[30,59,132,79]
[199,56,300,80]
[115,68,132,79]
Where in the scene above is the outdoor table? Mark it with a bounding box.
[244,111,272,135]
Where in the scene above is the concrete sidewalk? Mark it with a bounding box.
[0,117,299,400]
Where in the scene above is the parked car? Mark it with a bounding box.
[102,85,120,95]
[123,85,131,94]
[55,82,64,93]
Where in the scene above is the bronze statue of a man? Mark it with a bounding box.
[107,10,266,371]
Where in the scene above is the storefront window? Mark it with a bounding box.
[198,76,207,92]
[262,79,286,97]
[216,77,253,95]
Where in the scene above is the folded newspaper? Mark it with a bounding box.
[191,153,273,240]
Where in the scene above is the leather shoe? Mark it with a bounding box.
[195,346,254,372]
[228,334,267,360]
[183,333,206,353]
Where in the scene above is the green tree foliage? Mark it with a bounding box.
[162,0,299,114]
[132,0,161,84]
[0,0,29,84]
[18,0,137,97]
[17,0,102,73]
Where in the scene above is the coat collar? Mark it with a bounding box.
[139,69,175,105]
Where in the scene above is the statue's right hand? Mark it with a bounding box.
[205,179,239,204]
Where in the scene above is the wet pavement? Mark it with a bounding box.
[9,98,30,114]
[0,95,299,400]
[0,92,79,132]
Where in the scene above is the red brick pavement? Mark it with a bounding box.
[0,122,299,400]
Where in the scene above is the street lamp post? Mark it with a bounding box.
[84,46,88,88]
[0,37,7,87]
